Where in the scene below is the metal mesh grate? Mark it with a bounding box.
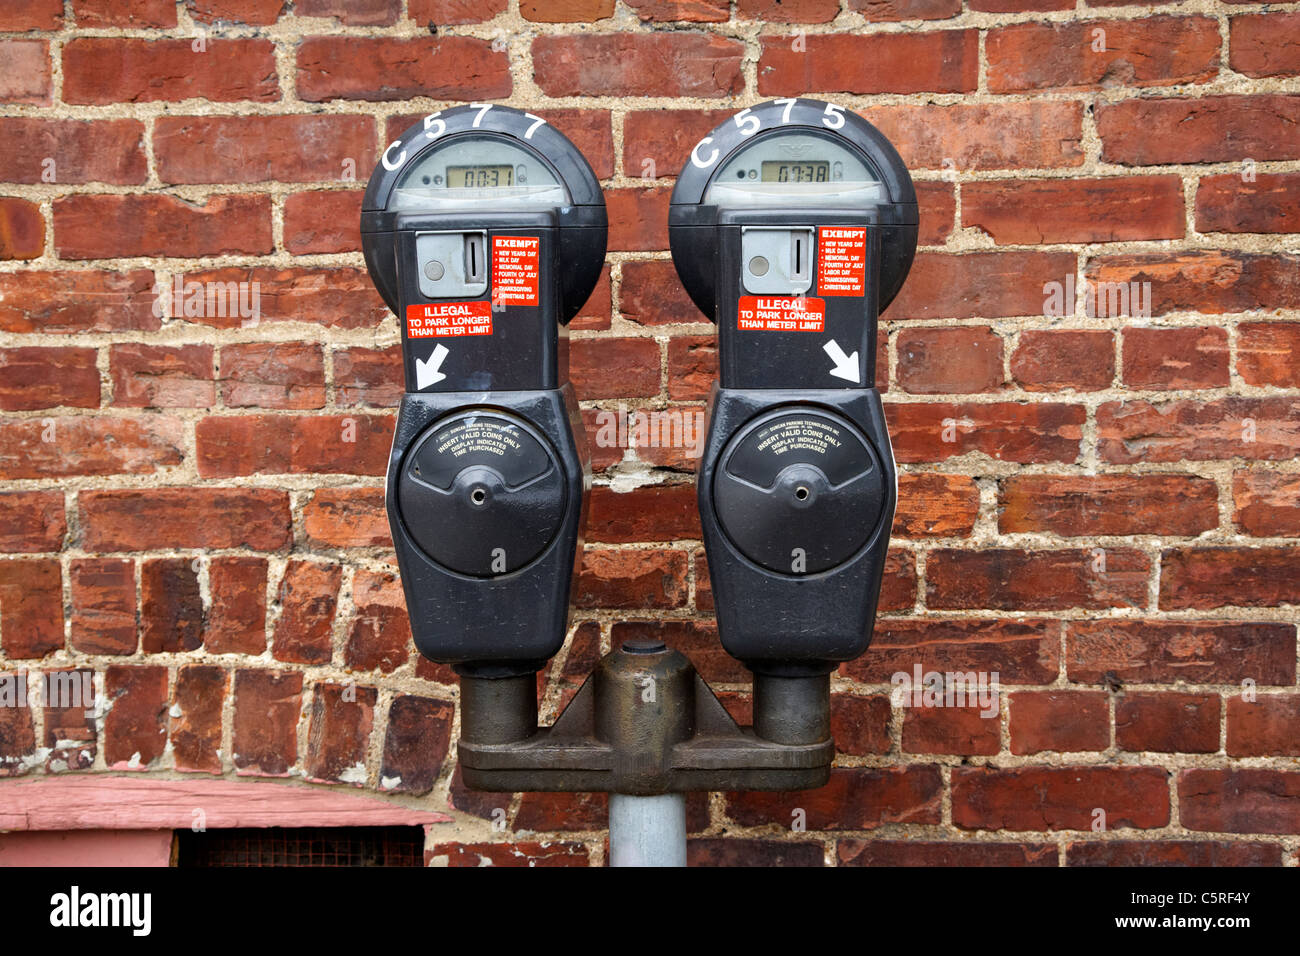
[175,827,425,867]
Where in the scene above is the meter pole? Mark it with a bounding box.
[608,794,687,867]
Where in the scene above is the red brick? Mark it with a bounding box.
[206,557,268,656]
[879,549,918,611]
[334,346,402,406]
[296,37,508,102]
[535,33,743,98]
[840,840,1055,866]
[0,197,43,260]
[1011,330,1114,392]
[0,0,62,29]
[80,488,290,551]
[1098,95,1300,165]
[1010,691,1109,755]
[688,838,823,867]
[271,559,341,665]
[73,0,177,26]
[586,484,700,543]
[42,669,96,770]
[55,194,272,259]
[0,678,37,777]
[196,413,392,477]
[893,473,979,538]
[1196,173,1300,234]
[1234,471,1300,536]
[1238,322,1300,387]
[999,474,1219,537]
[0,119,146,185]
[902,705,1000,756]
[727,767,943,830]
[1117,692,1219,753]
[188,0,285,24]
[406,0,505,22]
[1227,696,1300,757]
[305,683,376,785]
[867,102,1083,171]
[885,401,1084,464]
[694,552,712,611]
[296,0,399,23]
[1067,619,1294,686]
[514,791,609,832]
[170,665,226,774]
[0,270,158,334]
[569,338,660,399]
[0,560,64,658]
[896,326,1003,394]
[1121,326,1229,389]
[63,38,277,104]
[1161,546,1300,610]
[888,251,1078,320]
[665,335,716,401]
[232,670,302,776]
[928,548,1150,611]
[1230,13,1300,78]
[988,17,1220,92]
[219,342,325,410]
[964,176,1185,244]
[1097,398,1300,464]
[576,549,689,609]
[522,0,614,20]
[1179,769,1300,834]
[606,186,671,252]
[302,488,389,550]
[954,766,1169,830]
[850,617,1062,685]
[849,0,961,20]
[345,570,410,675]
[0,492,65,554]
[103,665,169,769]
[830,694,891,756]
[611,620,744,685]
[571,264,612,331]
[379,695,453,795]
[760,31,977,95]
[184,266,386,330]
[0,417,184,479]
[916,181,956,245]
[0,40,51,105]
[155,115,374,185]
[430,841,592,867]
[0,347,99,412]
[109,344,214,408]
[69,558,136,655]
[141,557,202,653]
[969,0,1069,9]
[622,110,732,181]
[1067,840,1283,867]
[283,190,363,254]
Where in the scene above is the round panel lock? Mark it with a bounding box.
[398,410,566,577]
[713,408,886,575]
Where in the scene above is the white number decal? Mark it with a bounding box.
[523,112,547,139]
[822,103,846,129]
[733,108,760,137]
[381,140,407,171]
[423,112,446,140]
[691,136,719,169]
[775,98,799,124]
[471,103,494,128]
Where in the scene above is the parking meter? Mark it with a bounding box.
[669,99,917,741]
[361,105,606,684]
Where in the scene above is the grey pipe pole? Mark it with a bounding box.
[608,793,687,867]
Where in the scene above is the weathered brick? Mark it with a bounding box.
[866,102,1083,171]
[1179,769,1300,834]
[379,695,453,795]
[109,344,214,409]
[1087,251,1300,317]
[0,270,158,334]
[0,676,37,777]
[886,401,1084,464]
[1162,547,1300,610]
[879,549,918,611]
[1116,692,1220,753]
[62,38,277,104]
[0,417,184,479]
[219,342,325,409]
[1230,13,1300,78]
[576,549,689,609]
[178,267,387,330]
[1068,840,1282,866]
[232,669,302,776]
[830,694,891,756]
[759,31,977,95]
[1011,330,1114,392]
[0,0,62,29]
[334,346,402,407]
[927,548,1150,611]
[622,109,732,181]
[80,488,291,551]
[893,473,979,538]
[69,558,137,655]
[953,766,1169,830]
[304,488,391,549]
[430,841,592,867]
[727,767,943,830]
[887,251,1078,320]
[897,326,1003,394]
[0,347,99,411]
[196,414,393,478]
[619,261,704,327]
[1227,696,1300,757]
[156,115,374,184]
[1010,691,1109,755]
[665,335,716,401]
[0,40,51,105]
[170,665,227,774]
[964,176,1185,244]
[534,34,743,98]
[0,119,146,185]
[103,665,169,770]
[902,704,1000,756]
[283,190,364,254]
[1121,326,1229,389]
[688,838,824,867]
[1238,322,1300,387]
[345,569,411,674]
[1196,173,1300,234]
[271,559,341,665]
[569,338,660,399]
[42,669,96,771]
[0,492,65,553]
[73,0,178,27]
[296,37,509,102]
[1233,471,1300,536]
[1098,95,1300,165]
[0,559,63,659]
[0,197,43,260]
[999,475,1219,537]
[586,484,700,543]
[54,194,272,259]
[141,557,202,653]
[840,840,1056,866]
[306,683,376,784]
[1066,619,1295,686]
[606,186,671,252]
[296,0,399,24]
[1097,398,1300,464]
[188,0,285,24]
[522,0,614,21]
[206,557,268,656]
[849,0,961,20]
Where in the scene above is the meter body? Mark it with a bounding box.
[669,98,917,678]
[361,105,606,676]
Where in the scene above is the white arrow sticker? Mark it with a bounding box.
[415,343,449,389]
[822,339,860,383]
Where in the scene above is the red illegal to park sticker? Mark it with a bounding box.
[405,301,493,338]
[738,296,826,332]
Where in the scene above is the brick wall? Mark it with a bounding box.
[0,0,1298,868]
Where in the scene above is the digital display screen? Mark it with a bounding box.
[447,165,515,188]
[761,161,830,183]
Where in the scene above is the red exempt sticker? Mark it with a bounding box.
[492,235,539,306]
[817,227,866,296]
[737,296,826,332]
[405,301,493,338]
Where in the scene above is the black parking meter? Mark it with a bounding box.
[361,105,606,689]
[669,99,917,741]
